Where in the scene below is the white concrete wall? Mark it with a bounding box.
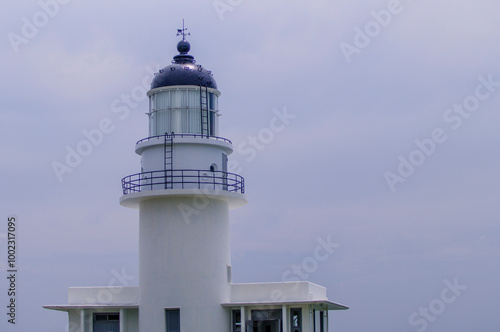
[139,196,232,332]
[123,308,139,332]
[68,310,80,332]
[68,287,138,305]
[230,282,328,303]
[139,139,232,173]
[139,142,163,172]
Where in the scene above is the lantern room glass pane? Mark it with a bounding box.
[170,90,184,108]
[149,88,218,136]
[188,90,200,107]
[187,108,201,134]
[209,92,218,110]
[209,111,216,136]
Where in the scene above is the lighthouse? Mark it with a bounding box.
[119,25,247,332]
[44,24,348,332]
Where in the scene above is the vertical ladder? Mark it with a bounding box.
[222,153,228,191]
[164,132,174,189]
[200,85,209,137]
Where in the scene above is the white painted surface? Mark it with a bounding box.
[230,282,328,303]
[139,138,232,172]
[136,136,232,156]
[120,308,127,332]
[68,310,80,332]
[68,287,138,305]
[138,196,232,332]
[80,309,85,332]
[315,310,321,332]
[241,306,246,332]
[120,188,247,209]
[282,305,288,332]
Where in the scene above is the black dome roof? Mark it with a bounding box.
[151,40,217,90]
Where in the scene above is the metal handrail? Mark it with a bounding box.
[136,133,232,145]
[121,169,245,195]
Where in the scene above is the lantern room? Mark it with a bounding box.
[147,38,220,137]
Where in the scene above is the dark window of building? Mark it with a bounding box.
[290,308,301,332]
[313,309,316,331]
[93,313,119,332]
[108,314,120,321]
[165,309,180,332]
[233,309,242,332]
[250,310,282,332]
[251,309,281,321]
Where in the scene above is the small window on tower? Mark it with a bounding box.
[165,309,180,332]
[227,265,232,282]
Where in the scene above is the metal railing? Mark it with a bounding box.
[122,169,245,195]
[136,133,232,145]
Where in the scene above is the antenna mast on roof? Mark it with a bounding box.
[176,19,190,41]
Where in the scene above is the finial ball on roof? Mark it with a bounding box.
[177,40,191,54]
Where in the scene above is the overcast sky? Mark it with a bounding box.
[1,0,500,331]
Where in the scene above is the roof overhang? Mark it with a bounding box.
[43,304,138,312]
[221,300,349,311]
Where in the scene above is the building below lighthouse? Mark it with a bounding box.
[44,27,348,332]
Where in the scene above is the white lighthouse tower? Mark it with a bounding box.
[44,25,348,332]
[119,26,247,332]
